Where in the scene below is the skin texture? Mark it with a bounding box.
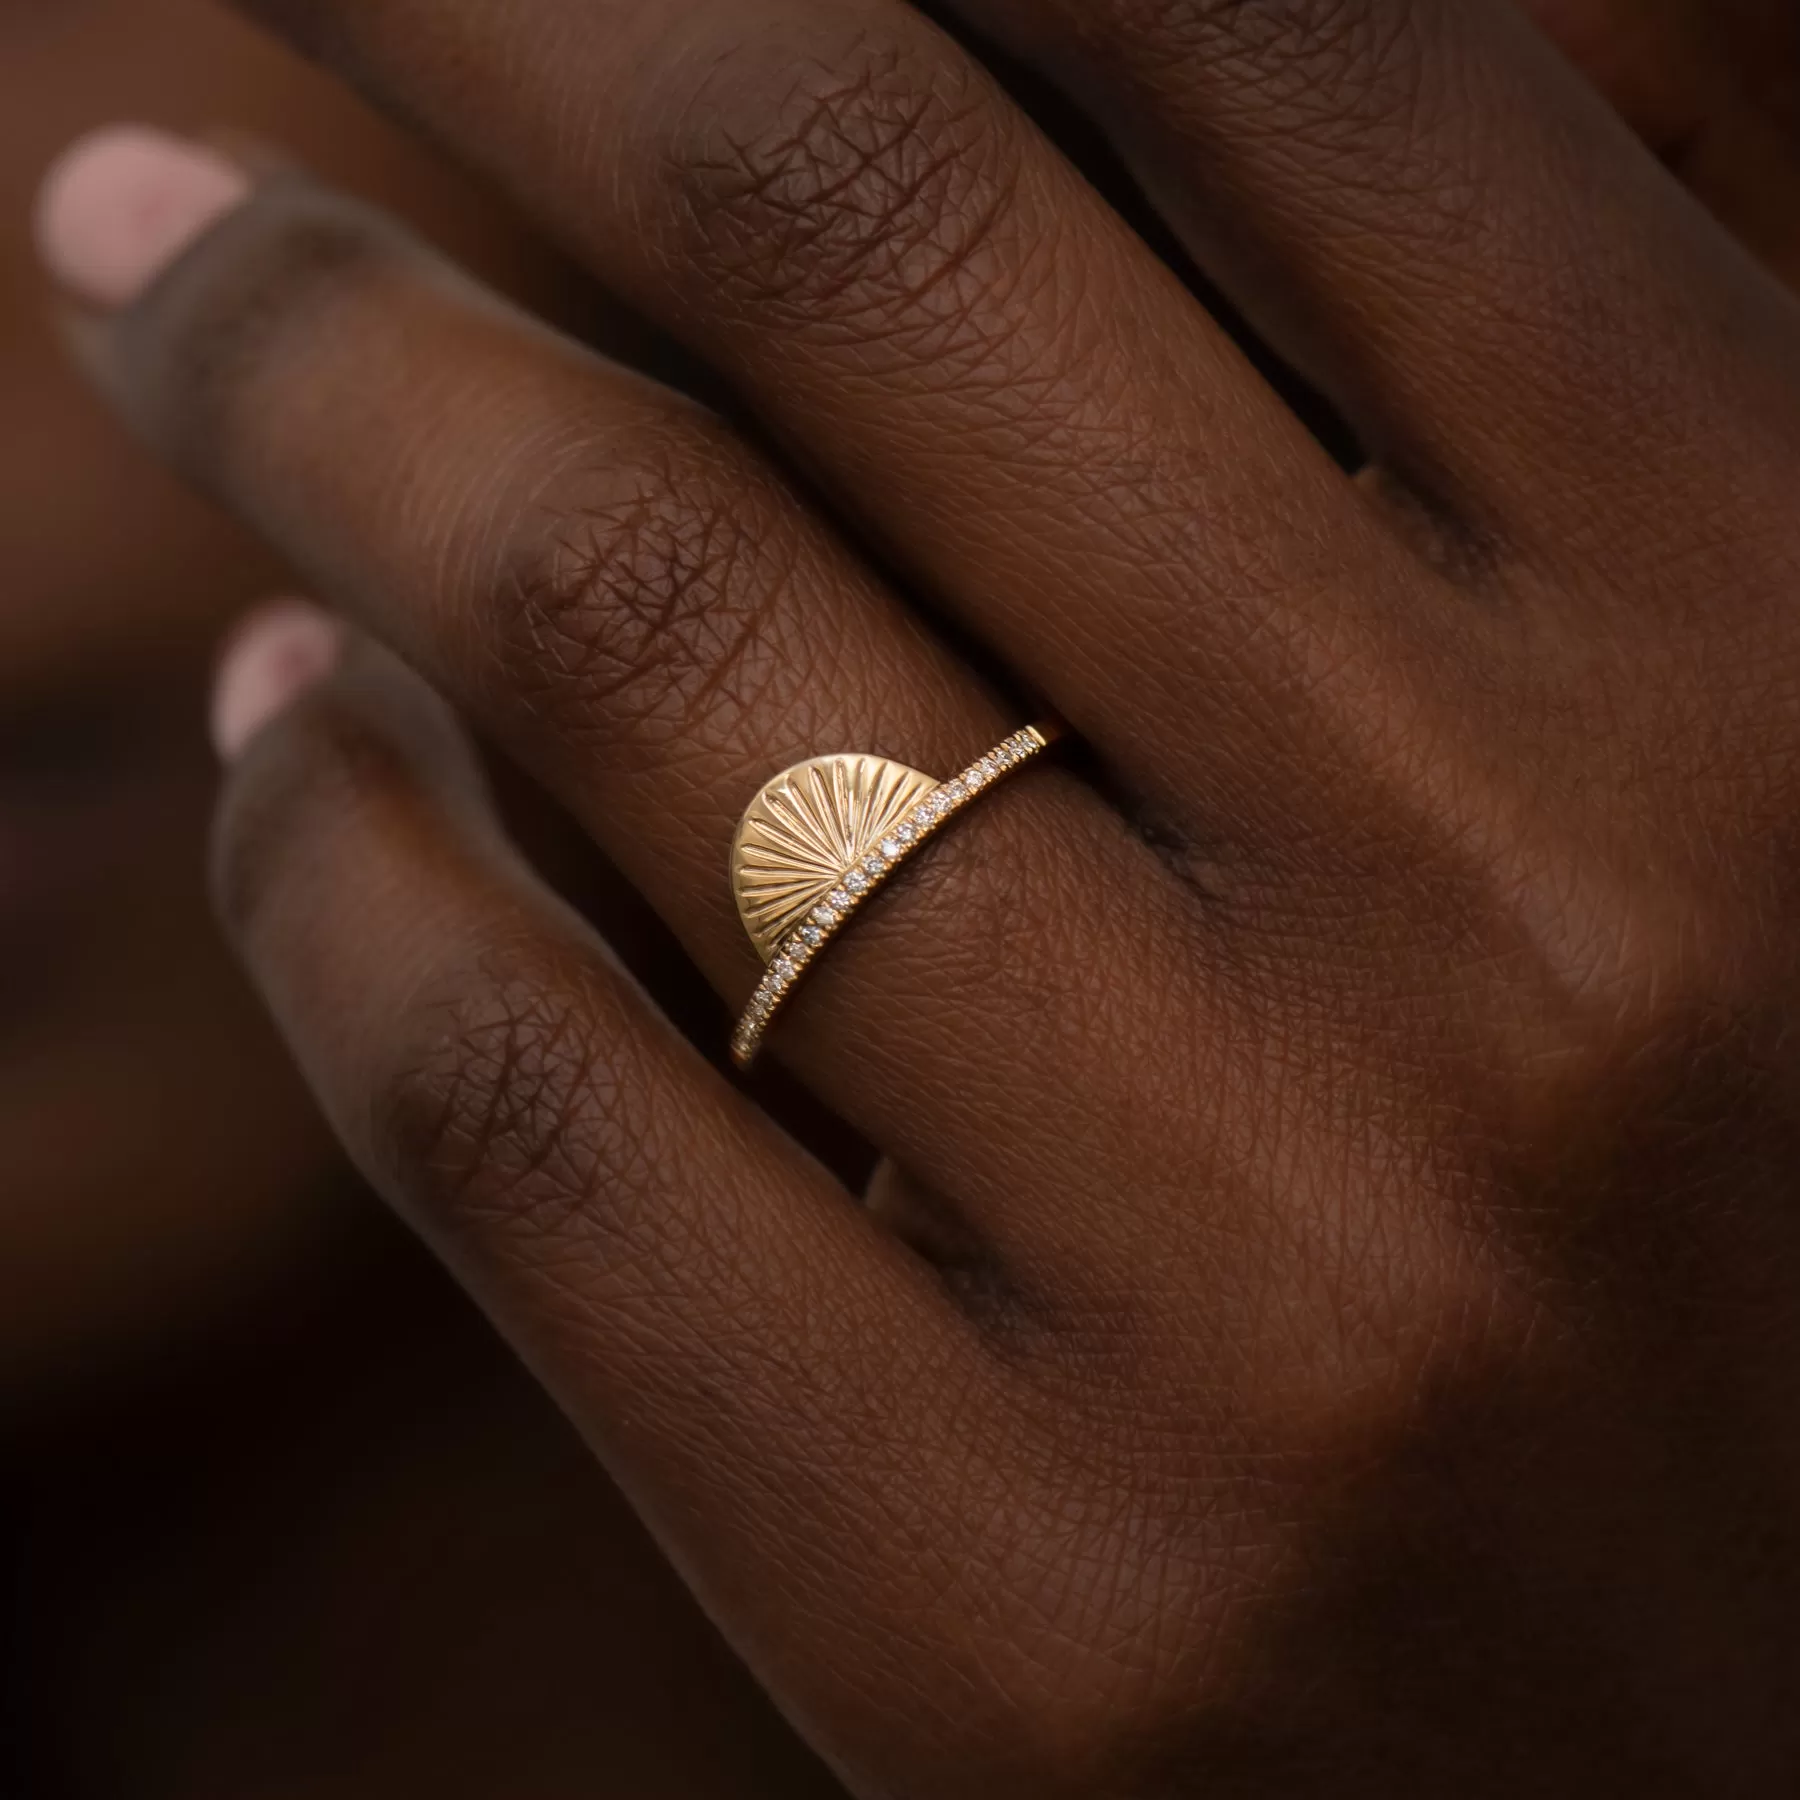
[36,0,1800,1795]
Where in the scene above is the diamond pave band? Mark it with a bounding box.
[729,726,1058,1068]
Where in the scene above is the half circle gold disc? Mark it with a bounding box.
[731,753,939,963]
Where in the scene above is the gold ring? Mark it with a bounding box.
[729,725,1061,1067]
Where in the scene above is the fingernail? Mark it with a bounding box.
[212,602,344,762]
[35,124,251,310]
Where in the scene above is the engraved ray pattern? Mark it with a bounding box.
[732,754,938,962]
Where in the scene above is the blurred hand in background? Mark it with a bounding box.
[4,5,838,1798]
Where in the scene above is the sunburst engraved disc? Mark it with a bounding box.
[731,753,939,963]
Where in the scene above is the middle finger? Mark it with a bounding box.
[227,0,1434,849]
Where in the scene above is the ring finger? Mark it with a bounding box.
[39,136,1200,1296]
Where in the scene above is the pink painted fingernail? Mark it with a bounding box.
[211,602,344,762]
[35,124,251,310]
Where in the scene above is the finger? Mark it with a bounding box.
[217,0,1428,841]
[943,0,1800,549]
[39,132,1204,1305]
[208,604,1041,1775]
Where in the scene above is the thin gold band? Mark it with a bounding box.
[731,725,1059,1068]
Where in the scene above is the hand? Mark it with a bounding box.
[35,2,1800,1792]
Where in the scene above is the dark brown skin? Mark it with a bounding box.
[1525,0,1800,284]
[47,0,1800,1794]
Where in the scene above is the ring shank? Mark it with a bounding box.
[731,724,1059,1068]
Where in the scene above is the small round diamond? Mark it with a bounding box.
[733,730,1054,1069]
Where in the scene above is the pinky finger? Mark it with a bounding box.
[207,605,1013,1768]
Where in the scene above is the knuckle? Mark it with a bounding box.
[485,430,794,746]
[652,22,1024,340]
[1497,843,1796,1140]
[372,942,661,1252]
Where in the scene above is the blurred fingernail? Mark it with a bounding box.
[212,602,343,762]
[35,124,250,310]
